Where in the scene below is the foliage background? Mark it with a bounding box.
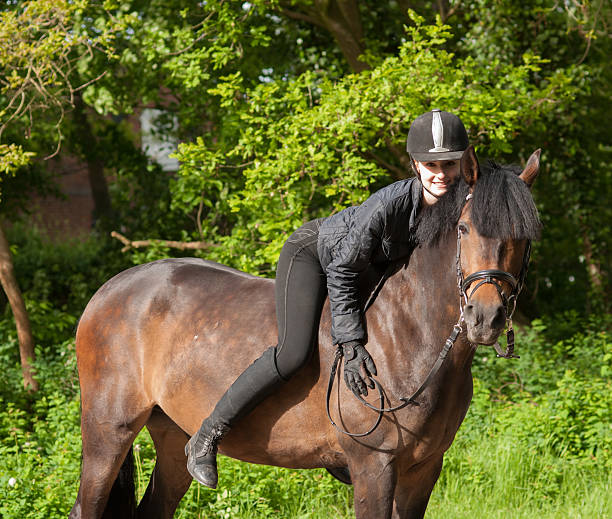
[0,0,611,517]
[0,238,609,517]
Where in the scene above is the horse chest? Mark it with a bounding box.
[366,368,473,459]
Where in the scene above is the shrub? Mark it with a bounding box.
[5,221,130,318]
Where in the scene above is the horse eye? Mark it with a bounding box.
[458,222,469,234]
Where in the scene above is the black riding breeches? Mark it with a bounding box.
[196,220,328,433]
[273,219,327,380]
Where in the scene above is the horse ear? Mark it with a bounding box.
[461,145,480,187]
[519,149,541,188]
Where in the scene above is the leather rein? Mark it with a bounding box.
[326,193,532,437]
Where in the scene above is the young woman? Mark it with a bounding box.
[185,109,470,488]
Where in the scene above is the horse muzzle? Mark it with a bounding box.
[463,300,506,345]
[460,268,517,345]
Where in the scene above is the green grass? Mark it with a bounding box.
[175,463,354,519]
[1,383,610,518]
[132,427,354,519]
[127,424,610,519]
[428,436,611,519]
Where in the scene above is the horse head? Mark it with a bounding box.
[458,146,541,345]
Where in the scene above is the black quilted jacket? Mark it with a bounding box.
[317,177,422,345]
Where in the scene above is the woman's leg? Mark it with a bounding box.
[274,219,327,378]
[185,219,327,488]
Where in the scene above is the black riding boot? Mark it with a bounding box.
[185,346,284,488]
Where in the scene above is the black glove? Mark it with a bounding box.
[341,340,377,396]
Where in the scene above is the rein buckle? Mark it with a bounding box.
[494,322,520,359]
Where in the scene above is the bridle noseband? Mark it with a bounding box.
[327,192,532,437]
[456,233,531,337]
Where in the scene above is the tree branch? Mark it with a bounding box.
[362,149,407,180]
[384,136,413,173]
[111,231,218,252]
[315,0,369,72]
[280,0,368,72]
[0,223,37,391]
[280,7,326,28]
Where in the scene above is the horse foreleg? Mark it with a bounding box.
[348,453,397,519]
[391,455,444,519]
[137,408,192,519]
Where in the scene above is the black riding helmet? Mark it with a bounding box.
[406,109,469,162]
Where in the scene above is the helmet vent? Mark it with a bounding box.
[429,109,450,153]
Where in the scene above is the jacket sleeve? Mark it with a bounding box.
[325,195,386,345]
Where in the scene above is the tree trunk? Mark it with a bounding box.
[72,93,113,224]
[0,222,38,391]
[581,224,607,313]
[282,0,369,72]
[316,0,369,72]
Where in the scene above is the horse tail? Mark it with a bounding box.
[103,446,136,519]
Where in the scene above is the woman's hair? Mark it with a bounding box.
[415,177,469,246]
[415,161,542,246]
[409,157,419,177]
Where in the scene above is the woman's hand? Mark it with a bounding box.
[341,340,377,396]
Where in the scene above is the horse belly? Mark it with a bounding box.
[165,338,344,469]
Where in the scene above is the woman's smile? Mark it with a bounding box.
[416,159,461,205]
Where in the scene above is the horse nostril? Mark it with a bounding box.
[464,303,477,325]
[491,306,506,329]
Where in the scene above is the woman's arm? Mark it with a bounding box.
[325,195,386,345]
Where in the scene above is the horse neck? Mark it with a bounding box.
[371,231,475,387]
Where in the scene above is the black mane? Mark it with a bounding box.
[415,161,542,246]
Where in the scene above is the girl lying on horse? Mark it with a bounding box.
[184,109,472,489]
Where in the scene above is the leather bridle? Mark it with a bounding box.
[326,193,532,437]
[457,230,530,326]
[455,193,531,358]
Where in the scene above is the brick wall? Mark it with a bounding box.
[29,155,95,240]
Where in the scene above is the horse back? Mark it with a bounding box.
[76,259,272,413]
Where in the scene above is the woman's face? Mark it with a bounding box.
[415,159,461,205]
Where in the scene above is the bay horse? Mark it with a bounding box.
[69,147,541,519]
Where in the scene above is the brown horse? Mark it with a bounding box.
[69,147,541,519]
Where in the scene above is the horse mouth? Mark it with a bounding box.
[466,326,504,346]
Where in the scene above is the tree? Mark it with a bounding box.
[451,0,612,314]
[168,13,577,275]
[0,0,121,389]
[3,0,608,321]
